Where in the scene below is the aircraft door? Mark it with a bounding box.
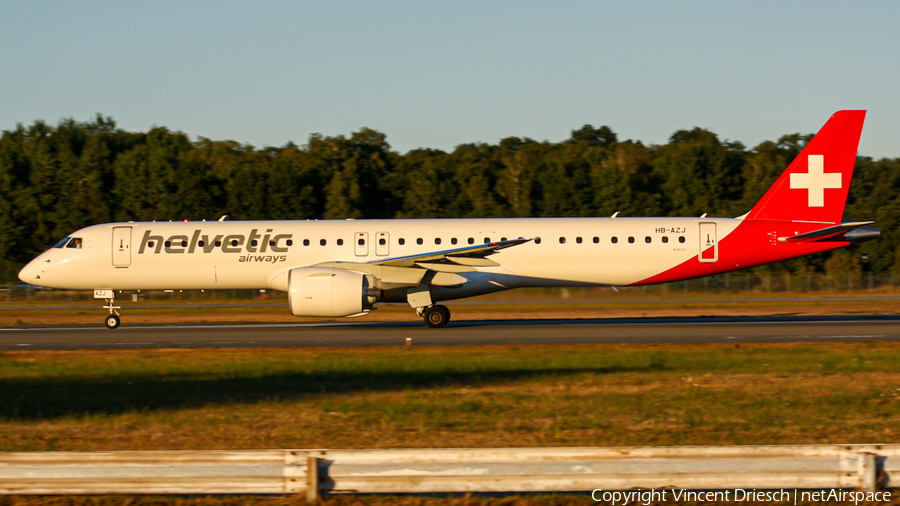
[354,232,369,257]
[375,231,390,256]
[699,222,717,262]
[112,227,132,266]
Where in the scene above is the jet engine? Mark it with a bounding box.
[287,267,377,317]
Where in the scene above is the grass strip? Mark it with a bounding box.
[1,342,899,452]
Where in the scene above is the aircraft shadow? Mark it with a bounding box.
[0,362,662,421]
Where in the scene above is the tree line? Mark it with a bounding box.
[1,115,897,280]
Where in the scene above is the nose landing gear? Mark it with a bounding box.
[94,289,122,329]
[103,297,121,329]
[105,313,120,329]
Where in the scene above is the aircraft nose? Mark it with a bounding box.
[18,259,42,284]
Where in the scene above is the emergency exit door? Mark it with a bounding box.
[354,232,369,256]
[112,227,132,266]
[375,231,390,256]
[699,222,717,262]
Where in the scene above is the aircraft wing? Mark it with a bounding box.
[369,238,531,268]
[313,238,531,287]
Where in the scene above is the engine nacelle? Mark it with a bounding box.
[287,267,376,317]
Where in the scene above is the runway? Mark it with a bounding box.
[2,315,900,350]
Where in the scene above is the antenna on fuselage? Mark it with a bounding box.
[218,215,228,222]
[700,213,707,218]
[611,212,620,218]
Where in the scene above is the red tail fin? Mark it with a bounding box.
[745,110,866,224]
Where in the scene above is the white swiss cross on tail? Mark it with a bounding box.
[789,155,842,207]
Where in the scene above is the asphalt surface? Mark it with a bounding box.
[1,315,900,350]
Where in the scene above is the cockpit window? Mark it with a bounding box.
[65,237,83,249]
[53,237,71,249]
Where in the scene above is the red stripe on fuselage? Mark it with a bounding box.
[632,220,847,285]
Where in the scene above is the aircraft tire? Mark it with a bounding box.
[424,305,450,328]
[105,314,121,330]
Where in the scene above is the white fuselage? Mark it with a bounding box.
[19,217,739,302]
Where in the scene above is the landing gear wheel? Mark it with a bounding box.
[105,314,120,330]
[424,305,450,328]
[101,296,122,330]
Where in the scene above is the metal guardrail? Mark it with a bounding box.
[0,445,894,498]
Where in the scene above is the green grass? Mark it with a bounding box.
[2,343,898,504]
[0,343,899,452]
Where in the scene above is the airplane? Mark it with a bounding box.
[18,110,879,329]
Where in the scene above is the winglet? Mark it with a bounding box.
[745,111,866,224]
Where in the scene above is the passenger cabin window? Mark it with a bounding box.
[269,240,275,247]
[468,238,475,245]
[417,238,423,245]
[251,240,258,247]
[303,239,310,246]
[611,237,617,244]
[435,238,441,245]
[576,237,582,244]
[337,239,344,246]
[215,240,222,247]
[535,237,542,244]
[53,237,71,249]
[679,236,685,243]
[628,237,635,243]
[199,240,205,247]
[662,236,669,243]
[379,238,385,245]
[320,239,327,246]
[286,240,293,246]
[231,239,239,247]
[399,238,405,245]
[593,237,599,243]
[645,237,651,243]
[484,237,491,243]
[559,237,566,244]
[66,237,83,249]
[358,238,365,246]
[451,238,458,245]
[501,237,507,241]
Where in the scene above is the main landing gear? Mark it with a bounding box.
[422,305,451,328]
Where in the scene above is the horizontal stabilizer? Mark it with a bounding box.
[778,221,875,243]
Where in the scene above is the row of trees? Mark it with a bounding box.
[1,115,897,279]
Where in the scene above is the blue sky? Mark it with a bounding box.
[2,1,898,157]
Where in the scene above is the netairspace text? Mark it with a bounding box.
[591,488,891,504]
